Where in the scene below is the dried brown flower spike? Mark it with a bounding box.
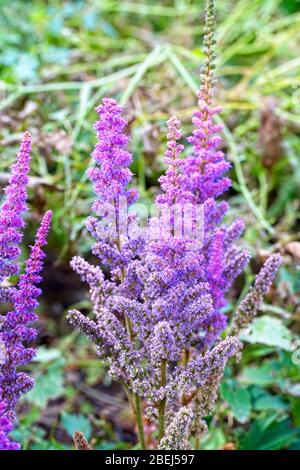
[73,432,91,451]
[259,97,283,168]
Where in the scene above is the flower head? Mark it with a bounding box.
[88,97,138,213]
[156,116,191,206]
[0,395,20,451]
[0,211,52,419]
[0,132,31,281]
[230,253,282,335]
[159,407,193,450]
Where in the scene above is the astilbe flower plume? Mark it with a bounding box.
[68,0,282,450]
[0,210,52,414]
[0,394,19,450]
[159,407,193,450]
[83,97,142,283]
[0,132,31,282]
[156,116,190,206]
[230,253,282,336]
[0,135,52,450]
[88,97,138,209]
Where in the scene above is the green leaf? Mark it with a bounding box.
[241,415,298,450]
[241,315,293,351]
[95,442,129,450]
[290,398,300,426]
[61,413,92,441]
[221,381,251,423]
[251,387,289,411]
[240,361,283,386]
[15,53,39,83]
[283,383,300,397]
[26,362,64,407]
[289,438,300,451]
[35,346,61,363]
[11,425,46,449]
[30,439,70,450]
[201,428,226,450]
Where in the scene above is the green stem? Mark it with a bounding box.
[121,381,135,414]
[125,314,134,342]
[134,393,146,449]
[158,359,167,443]
[181,349,190,405]
[116,239,146,449]
[123,312,146,449]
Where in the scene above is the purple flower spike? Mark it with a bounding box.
[0,131,51,449]
[230,253,282,335]
[157,116,191,206]
[88,97,138,212]
[0,211,52,422]
[0,132,31,282]
[184,101,231,204]
[0,394,20,450]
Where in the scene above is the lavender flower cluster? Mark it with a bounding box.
[0,133,51,450]
[67,0,281,450]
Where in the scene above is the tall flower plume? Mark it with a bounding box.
[0,210,52,450]
[0,394,20,450]
[230,253,282,335]
[183,0,231,208]
[0,132,31,282]
[156,116,191,206]
[88,97,138,211]
[0,132,52,449]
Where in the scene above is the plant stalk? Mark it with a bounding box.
[124,312,146,449]
[158,358,167,443]
[134,393,146,450]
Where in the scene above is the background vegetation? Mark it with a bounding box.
[0,0,299,450]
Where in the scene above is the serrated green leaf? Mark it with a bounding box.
[240,361,283,386]
[241,415,298,450]
[25,362,64,407]
[201,428,226,450]
[241,315,293,351]
[61,413,92,441]
[35,347,61,363]
[251,386,288,411]
[221,381,251,423]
